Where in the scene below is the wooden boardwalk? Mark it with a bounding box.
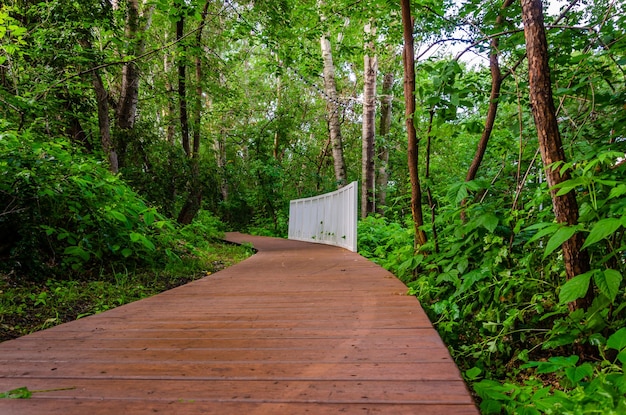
[0,233,478,414]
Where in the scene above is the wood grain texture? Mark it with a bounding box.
[0,233,478,414]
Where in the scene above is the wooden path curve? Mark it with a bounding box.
[0,233,478,414]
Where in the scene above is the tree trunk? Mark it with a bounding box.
[465,2,512,182]
[521,0,592,310]
[377,72,393,213]
[163,36,176,145]
[361,21,377,218]
[461,0,514,220]
[320,34,347,188]
[401,0,427,247]
[115,0,155,168]
[117,0,154,130]
[273,61,283,161]
[92,70,119,173]
[177,15,190,157]
[177,1,211,225]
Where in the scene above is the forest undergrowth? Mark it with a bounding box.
[358,147,626,414]
[0,129,252,342]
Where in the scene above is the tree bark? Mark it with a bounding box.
[177,1,211,225]
[465,2,511,182]
[521,0,592,310]
[377,72,393,213]
[177,15,190,157]
[163,36,176,145]
[461,0,514,219]
[117,0,154,130]
[320,32,347,188]
[401,0,427,247]
[361,21,377,218]
[92,70,119,173]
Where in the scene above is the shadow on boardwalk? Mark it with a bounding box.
[0,233,478,414]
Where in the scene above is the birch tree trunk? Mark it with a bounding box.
[320,31,347,188]
[361,21,377,217]
[117,0,154,130]
[521,0,592,310]
[377,72,393,213]
[401,0,428,247]
[115,0,155,168]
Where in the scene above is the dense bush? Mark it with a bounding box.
[358,147,626,414]
[0,126,223,280]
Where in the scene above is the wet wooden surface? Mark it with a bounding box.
[0,233,478,414]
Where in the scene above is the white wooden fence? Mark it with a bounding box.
[288,181,358,252]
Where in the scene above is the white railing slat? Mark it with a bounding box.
[288,181,358,252]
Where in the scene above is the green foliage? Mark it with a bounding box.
[0,387,31,399]
[358,144,626,414]
[0,127,227,279]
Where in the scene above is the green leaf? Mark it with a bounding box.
[465,367,482,380]
[609,184,626,200]
[526,223,559,245]
[582,218,623,249]
[130,232,155,251]
[607,328,626,351]
[594,269,622,303]
[564,363,593,385]
[63,246,90,261]
[544,226,578,258]
[130,232,141,243]
[109,210,127,223]
[477,213,499,233]
[121,248,133,258]
[143,210,155,226]
[559,271,592,304]
[0,387,32,399]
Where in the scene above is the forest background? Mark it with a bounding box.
[1,0,625,413]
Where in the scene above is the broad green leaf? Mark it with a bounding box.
[465,367,482,380]
[64,246,90,261]
[143,210,155,226]
[582,218,623,249]
[564,363,593,384]
[526,223,559,244]
[109,210,127,223]
[477,213,499,233]
[594,269,622,303]
[607,328,626,351]
[559,271,592,304]
[130,232,141,243]
[121,248,133,258]
[609,184,626,200]
[543,226,578,258]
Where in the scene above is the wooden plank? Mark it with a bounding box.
[0,401,479,415]
[0,233,478,414]
[0,378,474,403]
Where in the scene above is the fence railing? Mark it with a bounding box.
[288,181,358,252]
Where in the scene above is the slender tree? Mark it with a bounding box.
[177,1,211,225]
[319,1,348,188]
[465,0,513,183]
[521,0,592,310]
[401,0,427,247]
[361,20,378,217]
[177,9,190,157]
[376,72,394,213]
